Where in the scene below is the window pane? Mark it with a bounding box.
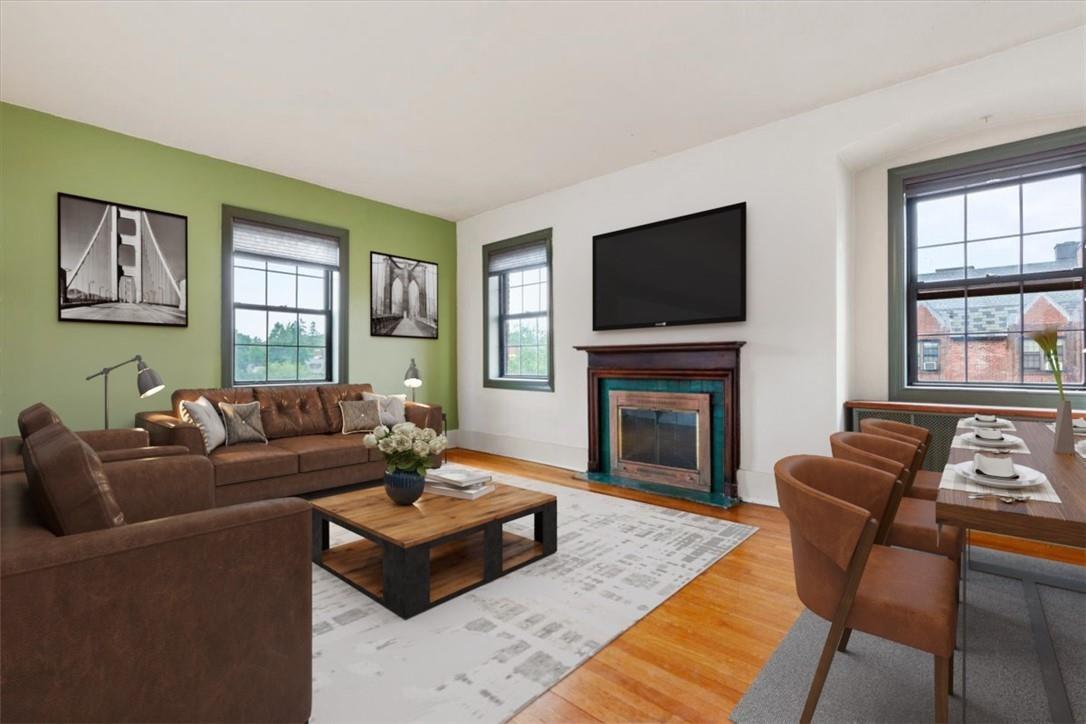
[507,285,523,314]
[297,263,325,278]
[268,261,296,274]
[522,283,541,313]
[522,267,540,285]
[234,267,265,305]
[269,312,298,344]
[1023,230,1082,273]
[915,336,958,383]
[268,347,298,381]
[915,195,963,247]
[917,243,964,282]
[967,186,1019,240]
[268,272,296,307]
[915,295,963,337]
[1057,331,1083,385]
[1023,174,1082,233]
[966,292,1022,336]
[507,271,523,287]
[234,345,266,382]
[520,345,543,377]
[966,236,1019,278]
[235,309,266,344]
[1022,288,1084,332]
[235,255,266,270]
[299,314,326,347]
[299,348,326,380]
[967,334,1020,384]
[505,319,522,346]
[505,347,521,376]
[298,275,325,309]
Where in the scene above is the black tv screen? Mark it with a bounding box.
[593,203,746,330]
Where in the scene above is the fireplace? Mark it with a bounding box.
[575,342,743,506]
[609,390,711,491]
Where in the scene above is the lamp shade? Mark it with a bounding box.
[403,358,422,389]
[137,359,165,398]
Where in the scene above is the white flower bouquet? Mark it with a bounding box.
[363,422,448,476]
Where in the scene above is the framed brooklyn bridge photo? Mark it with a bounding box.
[58,193,188,327]
[370,251,438,339]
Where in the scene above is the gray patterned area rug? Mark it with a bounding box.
[311,471,756,723]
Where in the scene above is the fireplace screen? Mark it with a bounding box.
[619,408,699,471]
[608,390,711,491]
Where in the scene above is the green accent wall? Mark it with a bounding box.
[0,103,457,436]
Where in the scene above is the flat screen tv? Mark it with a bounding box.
[593,202,746,330]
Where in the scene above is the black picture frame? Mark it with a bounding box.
[58,192,189,327]
[370,251,439,339]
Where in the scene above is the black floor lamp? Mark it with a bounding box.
[86,354,166,429]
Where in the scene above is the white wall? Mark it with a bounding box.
[456,30,1086,506]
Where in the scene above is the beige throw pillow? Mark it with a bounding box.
[339,399,381,435]
[179,396,227,453]
[363,392,407,426]
[219,401,268,445]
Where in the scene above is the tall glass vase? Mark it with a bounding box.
[1053,400,1075,454]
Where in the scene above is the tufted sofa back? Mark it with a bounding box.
[169,384,376,439]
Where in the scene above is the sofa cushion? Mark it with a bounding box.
[172,387,255,418]
[22,424,126,535]
[208,443,298,486]
[269,435,369,472]
[255,386,330,438]
[17,403,62,440]
[317,383,375,433]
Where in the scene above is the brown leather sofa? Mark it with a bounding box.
[136,383,443,507]
[1,415,312,722]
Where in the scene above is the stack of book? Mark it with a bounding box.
[424,466,495,500]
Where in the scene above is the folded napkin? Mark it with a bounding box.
[974,427,1004,441]
[974,413,997,423]
[973,453,1017,480]
[1074,418,1086,430]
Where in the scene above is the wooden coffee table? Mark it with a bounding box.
[311,483,558,618]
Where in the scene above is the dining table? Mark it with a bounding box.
[937,419,1086,723]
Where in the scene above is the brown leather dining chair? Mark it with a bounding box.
[775,455,958,723]
[831,431,963,567]
[859,418,942,501]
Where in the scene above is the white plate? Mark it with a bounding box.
[970,433,1021,449]
[953,461,1045,490]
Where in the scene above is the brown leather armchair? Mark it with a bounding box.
[1,432,312,722]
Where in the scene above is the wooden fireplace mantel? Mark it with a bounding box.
[575,341,744,499]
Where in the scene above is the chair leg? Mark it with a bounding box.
[934,655,950,723]
[801,623,847,723]
[837,628,852,652]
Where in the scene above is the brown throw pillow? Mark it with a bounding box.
[22,424,125,536]
[219,401,268,445]
[339,399,381,435]
[17,403,62,440]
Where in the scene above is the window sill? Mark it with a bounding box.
[891,383,1085,409]
[484,377,554,392]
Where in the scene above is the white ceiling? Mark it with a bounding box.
[2,1,1083,221]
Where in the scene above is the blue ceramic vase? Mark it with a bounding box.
[384,470,425,505]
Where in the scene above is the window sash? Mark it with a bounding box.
[496,265,549,380]
[905,161,1085,390]
[231,253,335,384]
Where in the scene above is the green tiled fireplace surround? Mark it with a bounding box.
[581,377,738,508]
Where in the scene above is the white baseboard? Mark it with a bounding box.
[453,429,587,471]
[451,429,781,508]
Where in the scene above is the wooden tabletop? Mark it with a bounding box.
[312,482,557,548]
[937,421,1086,548]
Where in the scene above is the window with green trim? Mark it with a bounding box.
[483,230,554,391]
[904,143,1085,391]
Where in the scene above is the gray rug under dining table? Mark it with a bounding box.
[731,548,1085,723]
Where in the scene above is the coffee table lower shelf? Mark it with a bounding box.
[321,531,544,606]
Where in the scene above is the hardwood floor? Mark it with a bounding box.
[446,448,1085,723]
